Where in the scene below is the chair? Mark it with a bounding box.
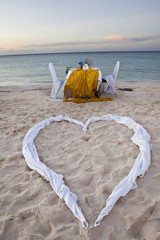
[102,61,120,95]
[49,62,65,99]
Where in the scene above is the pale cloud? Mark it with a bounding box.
[104,35,128,41]
[13,34,160,50]
[0,34,160,55]
[104,34,160,43]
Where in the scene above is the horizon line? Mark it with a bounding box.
[0,50,160,57]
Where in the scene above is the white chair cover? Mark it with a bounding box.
[49,63,65,98]
[103,61,120,94]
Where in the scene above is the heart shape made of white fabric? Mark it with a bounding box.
[22,114,151,229]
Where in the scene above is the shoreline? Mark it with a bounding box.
[0,80,160,92]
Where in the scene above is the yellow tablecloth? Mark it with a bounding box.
[64,68,113,103]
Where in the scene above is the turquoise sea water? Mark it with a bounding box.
[0,51,160,87]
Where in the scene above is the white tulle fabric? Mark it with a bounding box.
[22,114,151,229]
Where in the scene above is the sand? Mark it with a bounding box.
[0,83,160,240]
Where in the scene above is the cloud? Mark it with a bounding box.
[21,34,160,50]
[0,40,103,55]
[1,34,160,55]
[104,35,128,41]
[21,40,103,49]
[104,34,160,43]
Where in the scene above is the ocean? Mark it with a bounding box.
[0,51,160,87]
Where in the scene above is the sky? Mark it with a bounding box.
[0,0,160,55]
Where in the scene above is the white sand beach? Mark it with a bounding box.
[0,83,160,240]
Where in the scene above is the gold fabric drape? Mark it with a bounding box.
[64,68,113,103]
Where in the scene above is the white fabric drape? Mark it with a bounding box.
[102,75,115,94]
[22,114,151,229]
